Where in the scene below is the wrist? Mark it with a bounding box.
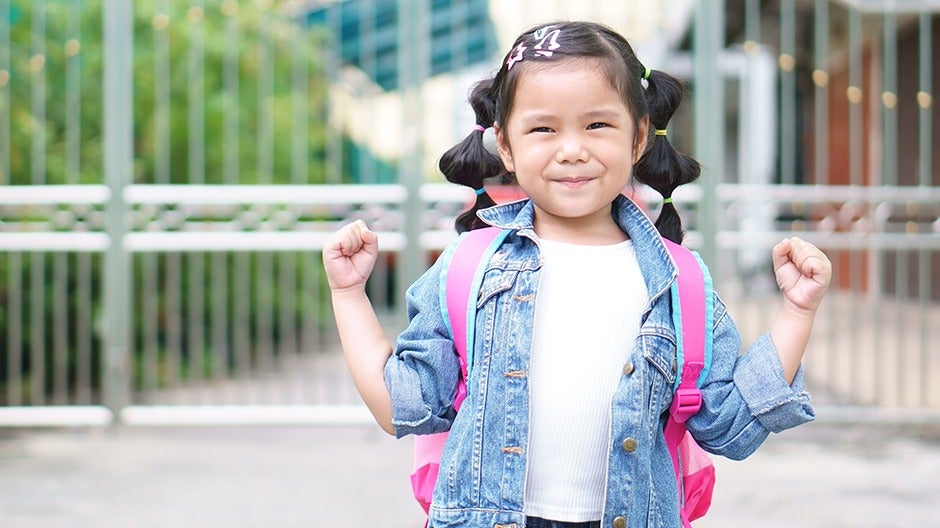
[780,298,818,321]
[330,284,369,299]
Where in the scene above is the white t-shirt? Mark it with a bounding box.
[524,238,649,521]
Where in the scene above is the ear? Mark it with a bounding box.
[633,116,650,161]
[494,122,515,173]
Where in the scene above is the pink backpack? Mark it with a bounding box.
[411,227,715,526]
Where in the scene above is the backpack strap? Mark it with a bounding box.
[663,240,713,419]
[662,239,714,528]
[441,226,509,409]
[411,227,508,516]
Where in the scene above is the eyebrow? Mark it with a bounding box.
[517,109,623,126]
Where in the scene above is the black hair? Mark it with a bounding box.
[438,80,504,232]
[439,21,700,242]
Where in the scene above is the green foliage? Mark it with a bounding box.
[0,1,336,402]
[2,0,330,185]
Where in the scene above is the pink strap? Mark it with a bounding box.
[662,240,707,528]
[663,240,705,418]
[445,227,502,409]
[411,227,502,515]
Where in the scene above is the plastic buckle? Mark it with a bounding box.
[669,388,702,423]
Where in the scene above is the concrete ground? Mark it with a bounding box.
[1,420,938,528]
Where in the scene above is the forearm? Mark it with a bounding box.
[769,301,816,384]
[330,287,395,435]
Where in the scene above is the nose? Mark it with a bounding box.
[555,132,589,163]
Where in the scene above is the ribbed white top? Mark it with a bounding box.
[524,238,649,521]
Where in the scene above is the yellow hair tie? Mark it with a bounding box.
[655,129,668,136]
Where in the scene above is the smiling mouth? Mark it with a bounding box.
[556,177,592,187]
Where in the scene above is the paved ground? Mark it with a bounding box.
[1,420,938,527]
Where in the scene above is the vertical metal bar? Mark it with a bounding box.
[693,0,723,271]
[157,0,179,394]
[103,0,133,414]
[29,0,47,405]
[814,3,830,187]
[217,0,239,388]
[7,253,22,405]
[66,0,82,185]
[779,0,796,185]
[30,251,43,404]
[745,0,760,45]
[57,0,84,405]
[882,12,897,188]
[917,13,933,406]
[325,3,342,183]
[166,251,181,389]
[396,0,429,326]
[283,20,306,368]
[70,0,90,404]
[848,10,863,187]
[812,1,833,385]
[0,0,9,184]
[31,0,45,185]
[142,254,158,393]
[256,4,274,387]
[0,3,8,401]
[359,0,376,184]
[53,252,68,404]
[148,0,170,397]
[76,253,92,403]
[846,6,864,401]
[881,11,904,405]
[187,1,205,387]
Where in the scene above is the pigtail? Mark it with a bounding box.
[439,79,506,233]
[633,69,701,244]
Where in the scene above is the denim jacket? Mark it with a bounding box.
[385,195,815,528]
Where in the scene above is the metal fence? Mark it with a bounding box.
[0,0,938,427]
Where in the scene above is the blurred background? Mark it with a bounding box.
[0,0,938,525]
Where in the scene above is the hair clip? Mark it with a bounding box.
[506,43,527,70]
[532,25,561,58]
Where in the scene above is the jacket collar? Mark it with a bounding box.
[477,194,678,302]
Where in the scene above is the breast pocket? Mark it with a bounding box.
[641,329,678,416]
[476,268,519,309]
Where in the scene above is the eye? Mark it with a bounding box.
[587,122,609,130]
[529,126,554,133]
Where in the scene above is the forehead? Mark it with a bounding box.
[510,59,628,117]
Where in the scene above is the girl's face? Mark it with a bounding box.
[495,59,648,243]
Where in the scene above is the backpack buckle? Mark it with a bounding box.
[669,388,702,423]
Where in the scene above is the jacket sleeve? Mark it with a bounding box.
[383,251,462,439]
[687,293,815,460]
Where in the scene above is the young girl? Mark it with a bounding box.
[323,21,832,528]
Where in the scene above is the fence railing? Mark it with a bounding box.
[1,1,939,427]
[1,182,939,427]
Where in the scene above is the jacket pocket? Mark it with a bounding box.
[476,269,518,309]
[641,330,678,415]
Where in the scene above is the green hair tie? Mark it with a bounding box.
[643,67,652,80]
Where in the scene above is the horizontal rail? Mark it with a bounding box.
[717,231,940,250]
[123,184,409,205]
[0,406,114,427]
[0,233,110,251]
[120,405,374,426]
[0,185,111,204]
[123,231,409,252]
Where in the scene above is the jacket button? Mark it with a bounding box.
[612,516,627,528]
[622,437,637,453]
[622,361,634,376]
